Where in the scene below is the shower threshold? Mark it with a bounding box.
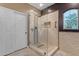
[29,43,58,56]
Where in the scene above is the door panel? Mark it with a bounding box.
[15,12,27,50]
[0,7,16,55]
[0,7,27,55]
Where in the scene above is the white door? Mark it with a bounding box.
[0,6,27,55]
[0,7,16,55]
[15,12,27,50]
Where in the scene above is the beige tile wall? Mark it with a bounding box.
[59,32,79,55]
[38,10,59,48]
[48,11,58,47]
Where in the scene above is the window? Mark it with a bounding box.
[63,9,78,30]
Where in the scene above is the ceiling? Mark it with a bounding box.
[29,3,54,10]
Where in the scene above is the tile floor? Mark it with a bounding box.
[53,50,69,56]
[8,48,40,56]
[7,48,68,56]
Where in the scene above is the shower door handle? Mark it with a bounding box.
[25,32,27,34]
[55,21,57,28]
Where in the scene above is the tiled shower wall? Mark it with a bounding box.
[38,10,58,48]
[42,3,79,55]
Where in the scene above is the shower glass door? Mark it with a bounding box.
[29,10,48,55]
[38,15,48,55]
[29,10,58,56]
[29,12,38,46]
[38,10,59,55]
[47,10,59,55]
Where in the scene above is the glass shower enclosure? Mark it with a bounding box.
[29,10,59,56]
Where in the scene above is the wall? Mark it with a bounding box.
[59,4,79,55]
[42,3,79,55]
[0,3,41,14]
[38,11,59,49]
[41,3,59,15]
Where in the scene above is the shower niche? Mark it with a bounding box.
[29,10,59,56]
